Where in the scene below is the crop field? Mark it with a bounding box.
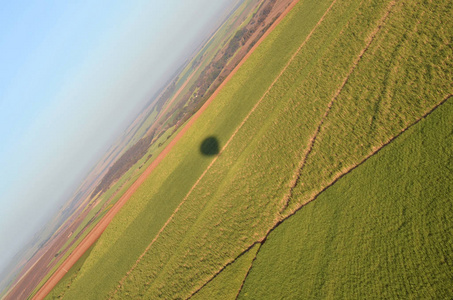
[238,98,453,299]
[45,0,451,298]
[45,243,97,299]
[191,244,261,300]
[27,2,270,298]
[30,109,189,298]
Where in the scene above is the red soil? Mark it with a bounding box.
[4,206,92,300]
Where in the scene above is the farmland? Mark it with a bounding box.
[31,0,453,298]
[238,97,453,299]
[45,244,96,299]
[22,0,295,299]
[9,1,272,299]
[192,244,261,300]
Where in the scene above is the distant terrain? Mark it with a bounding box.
[3,0,451,299]
[1,0,297,299]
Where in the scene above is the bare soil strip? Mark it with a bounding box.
[34,1,301,299]
[279,0,396,214]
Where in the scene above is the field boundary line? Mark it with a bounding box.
[109,0,304,297]
[280,92,453,217]
[187,1,453,293]
[115,0,396,297]
[173,1,450,296]
[193,93,452,299]
[233,244,262,300]
[187,242,262,300]
[280,0,396,214]
[189,0,352,297]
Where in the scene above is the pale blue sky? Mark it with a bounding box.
[0,0,236,277]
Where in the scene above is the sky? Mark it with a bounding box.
[0,0,235,277]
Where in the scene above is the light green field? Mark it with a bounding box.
[58,0,341,298]
[47,0,452,298]
[45,243,96,300]
[239,97,453,299]
[31,2,263,299]
[32,109,186,298]
[192,243,261,300]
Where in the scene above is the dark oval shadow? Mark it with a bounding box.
[200,136,219,156]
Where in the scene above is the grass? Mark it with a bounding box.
[45,243,97,299]
[191,243,261,300]
[106,0,395,298]
[57,0,334,297]
[50,0,452,298]
[282,0,453,215]
[34,114,185,298]
[238,97,453,299]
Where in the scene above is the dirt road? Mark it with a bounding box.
[33,1,299,299]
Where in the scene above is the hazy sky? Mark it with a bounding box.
[0,0,235,276]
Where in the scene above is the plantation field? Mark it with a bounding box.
[49,0,452,298]
[238,97,453,299]
[29,108,192,299]
[191,244,261,300]
[45,243,96,299]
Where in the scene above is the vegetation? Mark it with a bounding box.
[154,0,283,139]
[44,0,452,298]
[192,244,261,300]
[32,115,184,299]
[239,98,453,299]
[91,132,154,197]
[57,0,323,297]
[22,2,272,299]
[281,0,452,216]
[46,243,97,299]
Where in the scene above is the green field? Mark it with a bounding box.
[192,243,261,300]
[238,97,453,299]
[31,106,188,298]
[46,243,97,299]
[46,0,452,298]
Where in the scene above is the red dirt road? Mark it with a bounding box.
[32,1,299,299]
